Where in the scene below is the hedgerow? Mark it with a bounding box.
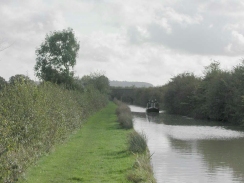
[0,81,107,182]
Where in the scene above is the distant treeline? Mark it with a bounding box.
[111,86,166,107]
[110,80,153,87]
[112,61,244,125]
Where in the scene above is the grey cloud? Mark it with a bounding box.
[146,22,230,55]
[200,0,244,15]
[78,45,111,63]
[124,0,244,56]
[127,26,147,44]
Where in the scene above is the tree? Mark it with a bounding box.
[9,74,34,85]
[34,28,80,86]
[163,72,201,115]
[0,76,7,90]
[80,73,110,95]
[203,61,221,80]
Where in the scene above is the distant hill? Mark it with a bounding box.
[109,80,153,87]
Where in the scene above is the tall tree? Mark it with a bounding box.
[34,28,80,86]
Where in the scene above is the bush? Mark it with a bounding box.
[118,113,133,129]
[114,100,133,129]
[128,131,147,153]
[116,104,131,116]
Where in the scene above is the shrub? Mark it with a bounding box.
[118,113,133,129]
[127,153,156,183]
[114,100,133,129]
[128,131,147,153]
[116,104,131,116]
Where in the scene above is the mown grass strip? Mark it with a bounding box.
[20,102,134,183]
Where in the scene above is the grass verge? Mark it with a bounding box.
[114,100,156,183]
[19,102,134,183]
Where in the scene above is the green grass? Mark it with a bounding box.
[20,102,134,183]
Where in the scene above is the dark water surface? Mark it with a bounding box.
[129,105,244,183]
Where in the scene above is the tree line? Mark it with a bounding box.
[163,61,244,124]
[111,86,166,107]
[112,61,244,125]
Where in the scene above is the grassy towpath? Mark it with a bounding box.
[20,102,134,183]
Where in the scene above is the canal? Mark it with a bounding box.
[130,105,244,183]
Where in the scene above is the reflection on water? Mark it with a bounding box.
[129,105,244,183]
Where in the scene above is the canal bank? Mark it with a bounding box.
[19,103,139,183]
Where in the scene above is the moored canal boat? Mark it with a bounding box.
[146,107,159,113]
[146,99,159,113]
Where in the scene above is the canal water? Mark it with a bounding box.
[129,105,244,183]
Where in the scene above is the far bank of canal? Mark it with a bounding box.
[130,105,244,183]
[20,103,141,183]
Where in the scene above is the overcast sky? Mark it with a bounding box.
[1,0,244,86]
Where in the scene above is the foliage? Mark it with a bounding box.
[0,80,108,182]
[118,113,134,129]
[80,72,110,95]
[133,86,164,107]
[128,131,147,154]
[34,28,80,87]
[111,86,164,107]
[162,61,244,125]
[163,72,201,115]
[115,99,133,129]
[115,99,131,115]
[112,60,244,125]
[9,74,34,85]
[0,76,7,90]
[229,63,244,124]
